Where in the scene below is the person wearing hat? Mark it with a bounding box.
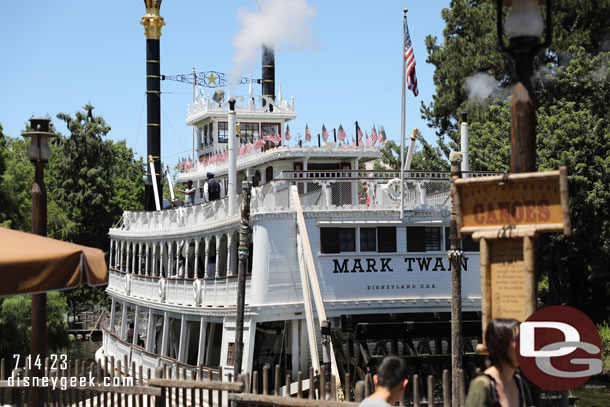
[203,172,222,202]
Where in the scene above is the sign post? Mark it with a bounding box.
[454,167,571,341]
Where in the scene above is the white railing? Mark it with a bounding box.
[108,269,251,308]
[102,325,218,381]
[113,171,502,234]
[112,194,240,234]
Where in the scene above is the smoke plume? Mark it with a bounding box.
[231,0,316,78]
[463,72,499,102]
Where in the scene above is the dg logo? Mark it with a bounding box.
[516,305,603,391]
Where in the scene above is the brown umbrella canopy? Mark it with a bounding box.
[0,228,107,296]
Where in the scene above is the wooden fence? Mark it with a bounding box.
[0,357,467,407]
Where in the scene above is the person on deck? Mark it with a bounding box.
[203,172,222,202]
[465,318,533,407]
[177,180,196,206]
[358,356,408,407]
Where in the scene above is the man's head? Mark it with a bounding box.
[206,172,215,180]
[373,356,408,403]
[187,180,193,188]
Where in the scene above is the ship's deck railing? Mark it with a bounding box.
[112,170,502,234]
[108,268,252,308]
[102,320,220,381]
[252,170,502,213]
[112,193,241,233]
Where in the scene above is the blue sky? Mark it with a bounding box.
[0,1,451,166]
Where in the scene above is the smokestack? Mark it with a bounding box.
[460,112,469,176]
[261,45,275,110]
[228,99,237,215]
[141,0,165,210]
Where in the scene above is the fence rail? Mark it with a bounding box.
[0,357,472,407]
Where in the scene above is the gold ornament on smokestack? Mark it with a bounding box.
[141,0,165,39]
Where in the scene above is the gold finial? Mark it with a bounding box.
[404,8,408,13]
[411,128,417,140]
[141,1,165,39]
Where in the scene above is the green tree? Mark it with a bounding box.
[0,135,34,230]
[376,132,450,171]
[47,104,145,251]
[0,293,69,360]
[423,1,610,321]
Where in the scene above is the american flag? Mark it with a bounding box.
[366,136,372,147]
[371,126,378,145]
[246,142,254,153]
[273,131,282,145]
[379,126,386,143]
[322,125,329,142]
[305,124,311,142]
[254,137,265,149]
[262,134,275,144]
[357,125,364,146]
[238,144,246,156]
[405,18,419,97]
[338,124,346,141]
[285,125,291,141]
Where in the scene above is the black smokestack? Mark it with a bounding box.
[261,45,275,110]
[141,0,165,210]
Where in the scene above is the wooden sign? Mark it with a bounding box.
[454,167,571,236]
[453,167,571,346]
[488,238,530,322]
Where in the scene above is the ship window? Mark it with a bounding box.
[407,227,441,252]
[444,226,479,251]
[218,122,228,143]
[262,123,280,146]
[377,227,397,253]
[226,342,236,366]
[360,228,376,252]
[321,227,355,253]
[321,228,339,253]
[339,228,356,252]
[462,234,480,252]
[240,122,259,144]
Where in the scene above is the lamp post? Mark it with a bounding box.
[495,2,552,404]
[22,117,56,406]
[495,0,552,173]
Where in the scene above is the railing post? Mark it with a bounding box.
[443,369,450,407]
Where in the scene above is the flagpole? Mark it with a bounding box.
[400,9,407,221]
[192,67,196,165]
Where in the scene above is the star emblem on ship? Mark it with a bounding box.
[206,73,218,86]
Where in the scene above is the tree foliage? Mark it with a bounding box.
[423,1,610,321]
[47,105,145,251]
[0,293,69,360]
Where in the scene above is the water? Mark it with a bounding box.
[573,379,610,407]
[61,339,102,370]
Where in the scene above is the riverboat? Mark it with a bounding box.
[100,1,496,389]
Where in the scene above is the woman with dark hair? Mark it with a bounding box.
[465,318,533,407]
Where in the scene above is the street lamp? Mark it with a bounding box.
[22,116,56,406]
[495,0,552,173]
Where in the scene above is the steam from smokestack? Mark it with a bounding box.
[231,0,316,78]
[463,72,499,102]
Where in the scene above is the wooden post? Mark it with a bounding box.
[449,152,463,407]
[234,180,251,376]
[413,374,420,407]
[427,375,434,407]
[442,369,450,407]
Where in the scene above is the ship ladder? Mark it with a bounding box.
[291,185,344,401]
